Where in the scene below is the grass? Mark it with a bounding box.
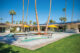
[0,34,80,53]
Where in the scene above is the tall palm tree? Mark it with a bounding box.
[71,0,74,22]
[63,17,67,22]
[33,22,37,25]
[9,10,16,24]
[6,21,10,24]
[59,17,67,22]
[50,19,56,24]
[26,0,29,23]
[16,21,18,24]
[29,20,32,25]
[35,0,40,32]
[45,0,52,33]
[62,0,67,18]
[21,0,24,32]
[59,17,63,22]
[22,0,24,25]
[24,21,27,24]
[19,21,22,24]
[65,0,67,18]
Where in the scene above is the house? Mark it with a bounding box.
[0,21,80,33]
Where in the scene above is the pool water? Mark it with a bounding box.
[5,34,14,37]
[22,37,48,42]
[4,33,49,42]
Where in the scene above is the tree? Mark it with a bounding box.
[24,22,27,24]
[45,0,52,33]
[22,0,24,25]
[71,0,74,22]
[6,21,10,24]
[63,17,67,22]
[62,0,67,22]
[59,17,67,22]
[35,0,40,32]
[49,19,56,24]
[9,10,16,24]
[59,17,63,22]
[16,21,18,24]
[0,18,3,22]
[63,8,66,12]
[26,0,29,24]
[19,21,22,24]
[29,20,32,25]
[33,22,37,25]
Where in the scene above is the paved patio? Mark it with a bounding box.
[11,33,74,50]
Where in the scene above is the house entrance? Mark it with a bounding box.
[0,27,5,33]
[78,25,80,32]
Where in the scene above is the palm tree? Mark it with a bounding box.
[45,0,52,33]
[50,19,53,24]
[59,17,67,22]
[26,0,29,23]
[71,0,74,22]
[0,18,3,23]
[16,21,18,24]
[21,0,24,32]
[29,20,32,25]
[33,22,37,25]
[63,17,67,22]
[22,0,24,25]
[6,21,10,24]
[24,22,27,24]
[19,21,22,24]
[35,0,40,32]
[50,19,56,24]
[63,8,66,12]
[9,10,16,24]
[65,0,67,18]
[59,17,63,22]
[62,0,67,22]
[33,22,37,31]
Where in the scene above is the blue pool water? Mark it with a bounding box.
[22,37,48,42]
[5,34,14,37]
[3,34,49,42]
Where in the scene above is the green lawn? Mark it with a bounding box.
[0,34,80,53]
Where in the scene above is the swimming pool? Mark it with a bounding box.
[5,33,14,37]
[4,33,49,42]
[21,37,48,42]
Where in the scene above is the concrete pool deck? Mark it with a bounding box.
[13,33,74,50]
[0,32,74,50]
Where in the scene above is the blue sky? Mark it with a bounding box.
[0,0,80,24]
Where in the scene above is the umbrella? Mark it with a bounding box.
[48,25,58,28]
[24,25,29,27]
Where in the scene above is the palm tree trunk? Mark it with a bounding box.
[70,0,74,29]
[26,0,29,23]
[35,0,40,32]
[64,0,67,32]
[12,15,13,24]
[45,0,52,33]
[71,0,74,22]
[21,0,24,32]
[22,0,24,25]
[65,0,67,18]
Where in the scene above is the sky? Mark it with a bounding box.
[0,0,80,24]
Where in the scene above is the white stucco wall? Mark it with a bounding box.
[5,27,10,33]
